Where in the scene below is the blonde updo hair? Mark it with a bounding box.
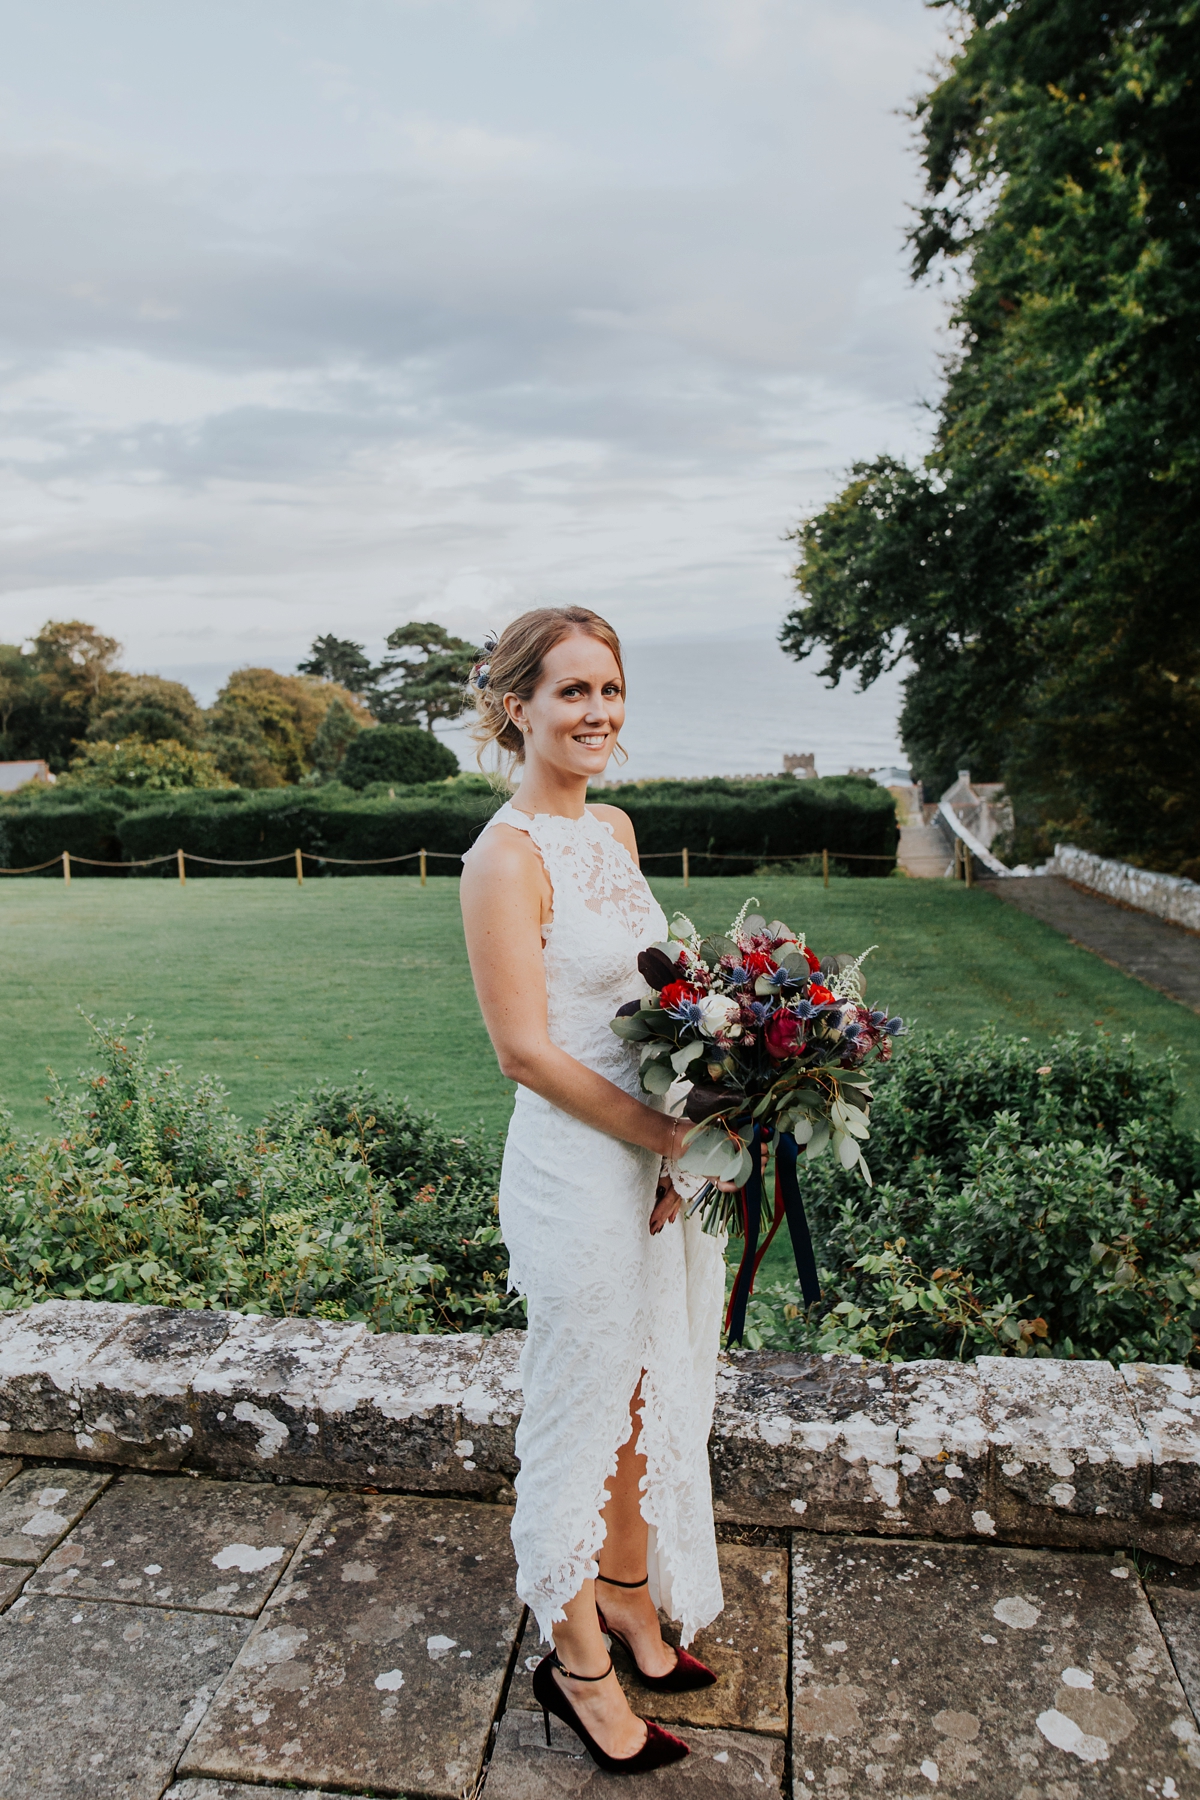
[467,606,626,771]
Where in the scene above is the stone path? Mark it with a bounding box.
[984,875,1200,1011]
[897,824,951,880]
[0,1457,1199,1797]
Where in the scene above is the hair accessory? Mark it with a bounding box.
[472,631,499,690]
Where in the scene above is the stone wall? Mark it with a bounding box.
[3,1300,1200,1562]
[1050,843,1200,932]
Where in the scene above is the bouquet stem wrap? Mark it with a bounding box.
[725,1126,822,1345]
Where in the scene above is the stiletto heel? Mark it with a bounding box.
[595,1573,717,1694]
[531,1651,689,1774]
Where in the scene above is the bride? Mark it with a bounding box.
[460,606,744,1775]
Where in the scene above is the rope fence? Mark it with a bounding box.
[1,842,894,890]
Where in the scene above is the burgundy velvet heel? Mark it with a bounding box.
[531,1651,689,1774]
[596,1572,718,1694]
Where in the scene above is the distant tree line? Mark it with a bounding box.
[0,619,475,792]
[781,0,1199,875]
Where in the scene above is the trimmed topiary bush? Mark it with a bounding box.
[340,726,459,789]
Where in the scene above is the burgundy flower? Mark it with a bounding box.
[764,1013,803,1060]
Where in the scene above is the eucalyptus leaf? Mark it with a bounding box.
[610,1015,652,1042]
[806,1119,831,1161]
[837,1132,860,1169]
[669,914,696,941]
[641,1060,677,1095]
[698,935,736,968]
[677,1128,745,1181]
[670,1039,706,1075]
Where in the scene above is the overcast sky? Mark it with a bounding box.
[0,0,951,699]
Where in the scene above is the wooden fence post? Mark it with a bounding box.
[822,847,829,890]
[295,848,304,886]
[177,848,186,886]
[62,850,71,886]
[964,844,974,888]
[682,847,689,887]
[420,848,427,887]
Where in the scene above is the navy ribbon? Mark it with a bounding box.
[725,1127,822,1347]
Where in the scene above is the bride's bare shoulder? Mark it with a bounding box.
[464,819,540,879]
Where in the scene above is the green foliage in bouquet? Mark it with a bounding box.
[742,1027,1200,1365]
[0,1018,516,1333]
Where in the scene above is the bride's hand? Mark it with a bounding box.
[649,1174,683,1235]
[651,1141,771,1232]
[714,1138,771,1194]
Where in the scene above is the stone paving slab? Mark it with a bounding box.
[179,1491,522,1799]
[1148,1585,1200,1725]
[483,1711,785,1796]
[508,1543,789,1736]
[0,1563,29,1609]
[165,1785,329,1800]
[0,1594,250,1799]
[0,1463,109,1564]
[792,1534,1200,1797]
[28,1472,327,1614]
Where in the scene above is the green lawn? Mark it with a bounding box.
[2,874,1199,1145]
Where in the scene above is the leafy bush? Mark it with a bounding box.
[590,775,898,876]
[745,1028,1200,1363]
[61,738,230,792]
[0,1019,516,1332]
[340,725,459,789]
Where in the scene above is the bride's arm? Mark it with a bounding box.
[460,824,679,1160]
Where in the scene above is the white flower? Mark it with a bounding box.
[699,994,740,1036]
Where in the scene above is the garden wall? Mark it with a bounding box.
[5,1299,1200,1564]
[1050,844,1200,932]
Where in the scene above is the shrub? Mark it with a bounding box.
[0,1019,515,1333]
[590,775,898,876]
[340,726,460,789]
[744,1028,1200,1363]
[61,738,230,792]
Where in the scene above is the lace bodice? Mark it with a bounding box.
[466,800,668,1098]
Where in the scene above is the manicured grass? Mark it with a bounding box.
[2,875,1198,1145]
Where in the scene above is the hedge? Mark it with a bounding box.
[117,784,502,876]
[590,776,898,876]
[1,774,898,876]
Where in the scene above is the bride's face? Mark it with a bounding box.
[507,632,626,779]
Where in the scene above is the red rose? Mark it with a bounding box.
[741,950,777,976]
[764,1013,803,1059]
[802,946,821,974]
[807,982,836,1006]
[660,980,701,1011]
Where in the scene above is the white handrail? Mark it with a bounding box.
[936,800,1012,878]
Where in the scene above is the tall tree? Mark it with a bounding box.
[297,634,375,695]
[371,622,478,732]
[782,0,1200,872]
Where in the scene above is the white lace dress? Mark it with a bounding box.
[463,801,726,1646]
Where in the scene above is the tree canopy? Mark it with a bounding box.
[781,0,1200,873]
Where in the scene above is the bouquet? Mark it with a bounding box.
[610,899,905,1334]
